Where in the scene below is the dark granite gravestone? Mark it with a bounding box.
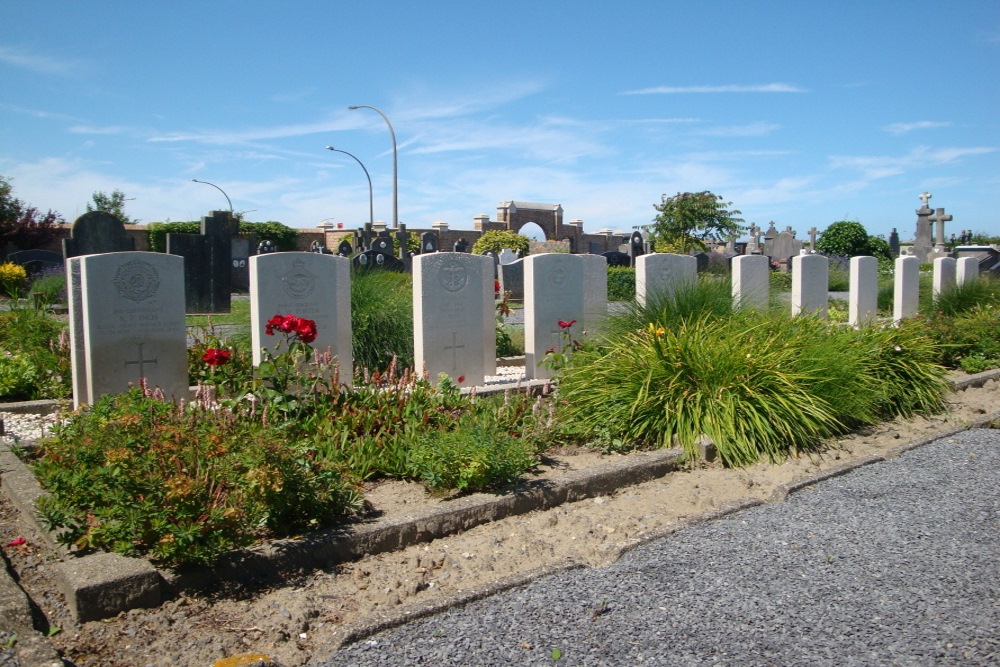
[62,211,135,258]
[257,240,277,254]
[600,251,632,267]
[453,238,470,253]
[499,258,524,301]
[627,231,645,266]
[420,231,438,254]
[352,249,406,272]
[371,233,394,258]
[166,210,235,313]
[7,249,63,275]
[889,228,900,257]
[692,251,710,273]
[336,238,353,257]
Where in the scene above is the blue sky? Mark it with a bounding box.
[1,1,997,242]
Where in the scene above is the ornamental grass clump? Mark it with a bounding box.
[557,308,947,467]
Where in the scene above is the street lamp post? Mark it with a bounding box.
[190,179,234,215]
[325,146,374,226]
[348,105,397,228]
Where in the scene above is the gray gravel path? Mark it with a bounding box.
[323,429,1000,666]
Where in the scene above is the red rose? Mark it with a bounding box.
[296,318,318,344]
[278,314,300,334]
[202,348,231,366]
[265,314,284,336]
[558,319,577,329]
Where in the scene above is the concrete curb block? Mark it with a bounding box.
[948,367,1000,391]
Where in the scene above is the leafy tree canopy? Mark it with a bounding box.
[472,229,530,257]
[645,191,744,253]
[87,189,138,224]
[816,220,892,261]
[0,175,63,251]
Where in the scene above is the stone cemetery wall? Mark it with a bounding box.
[68,251,188,408]
[249,253,352,383]
[413,254,494,388]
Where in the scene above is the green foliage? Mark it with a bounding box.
[828,265,850,291]
[557,307,947,467]
[815,220,892,261]
[924,303,1000,371]
[28,270,66,306]
[769,270,792,292]
[146,220,298,253]
[32,388,363,566]
[645,191,744,253]
[930,275,1000,317]
[472,230,530,257]
[0,309,71,400]
[607,266,635,301]
[351,270,413,372]
[86,189,137,224]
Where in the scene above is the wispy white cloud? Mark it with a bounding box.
[697,122,781,138]
[0,46,80,75]
[622,83,806,95]
[829,145,997,179]
[68,125,134,136]
[0,103,80,123]
[884,120,952,135]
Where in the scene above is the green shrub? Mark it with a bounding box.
[607,266,635,301]
[472,230,529,257]
[769,270,791,291]
[28,270,66,306]
[0,309,71,400]
[931,276,1000,317]
[32,388,363,566]
[925,305,1000,370]
[146,220,297,253]
[828,266,850,291]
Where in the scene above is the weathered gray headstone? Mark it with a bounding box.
[498,248,518,265]
[68,251,188,408]
[791,254,829,318]
[893,256,920,323]
[580,254,608,337]
[849,256,878,326]
[249,253,352,383]
[768,230,803,263]
[499,258,524,301]
[732,254,769,310]
[932,256,957,300]
[413,253,494,388]
[636,253,696,306]
[63,211,135,258]
[910,193,935,263]
[524,254,584,380]
[956,256,979,286]
[929,208,953,251]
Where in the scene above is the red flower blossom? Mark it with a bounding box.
[558,319,577,329]
[494,280,501,294]
[457,375,465,384]
[202,348,231,367]
[265,313,319,344]
[7,537,26,547]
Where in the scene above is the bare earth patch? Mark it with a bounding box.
[1,379,998,666]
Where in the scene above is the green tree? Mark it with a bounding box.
[87,189,138,224]
[815,220,892,261]
[646,191,744,253]
[0,175,63,252]
[471,229,530,257]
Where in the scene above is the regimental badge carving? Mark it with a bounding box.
[114,260,160,302]
[280,259,316,299]
[550,265,567,287]
[439,259,468,293]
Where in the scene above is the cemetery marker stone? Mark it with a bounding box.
[68,251,188,408]
[524,254,584,381]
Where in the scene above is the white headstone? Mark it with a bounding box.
[791,254,829,318]
[524,253,585,380]
[580,254,608,336]
[635,253,696,307]
[249,253,352,383]
[68,251,188,409]
[893,256,920,323]
[849,256,878,326]
[932,256,957,300]
[731,255,770,310]
[498,248,518,265]
[413,253,494,388]
[956,256,979,286]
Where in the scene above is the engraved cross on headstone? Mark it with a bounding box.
[928,207,952,247]
[124,342,158,380]
[443,332,465,370]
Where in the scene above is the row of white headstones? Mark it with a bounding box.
[67,251,979,409]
